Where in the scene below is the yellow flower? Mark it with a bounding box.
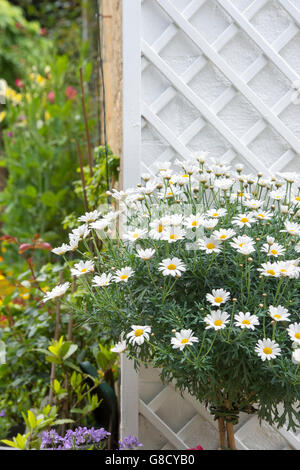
[36,74,46,86]
[0,111,6,122]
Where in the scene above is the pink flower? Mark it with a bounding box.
[40,28,47,36]
[65,86,77,100]
[188,445,203,450]
[15,78,23,88]
[47,91,55,103]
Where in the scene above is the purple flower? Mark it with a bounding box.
[40,427,111,450]
[0,410,5,417]
[119,435,143,450]
[6,131,13,138]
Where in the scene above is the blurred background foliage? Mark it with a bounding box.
[0,0,120,444]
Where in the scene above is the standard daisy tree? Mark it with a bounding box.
[50,157,300,450]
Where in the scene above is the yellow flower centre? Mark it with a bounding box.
[267,269,276,275]
[295,197,300,201]
[167,192,173,196]
[214,297,223,303]
[239,242,245,247]
[81,268,87,273]
[157,224,163,233]
[220,234,227,239]
[192,221,198,226]
[206,243,215,250]
[182,174,189,178]
[280,269,287,273]
[242,319,250,325]
[270,249,278,255]
[274,314,281,319]
[263,347,272,355]
[167,264,177,270]
[290,229,295,233]
[170,234,178,240]
[240,217,249,223]
[132,233,139,238]
[257,214,264,218]
[181,338,189,344]
[120,274,129,280]
[295,333,300,340]
[134,329,143,337]
[212,213,219,217]
[214,320,223,327]
[237,192,244,197]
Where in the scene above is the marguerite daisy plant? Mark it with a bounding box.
[50,155,300,448]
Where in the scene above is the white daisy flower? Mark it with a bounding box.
[197,237,221,254]
[158,257,186,277]
[42,282,70,303]
[164,214,184,226]
[171,329,199,350]
[266,236,275,245]
[277,172,299,184]
[162,227,185,243]
[111,340,127,353]
[68,234,80,251]
[113,267,135,283]
[234,311,259,330]
[268,305,290,322]
[270,189,285,201]
[52,243,70,256]
[90,219,111,231]
[123,228,147,242]
[204,310,230,330]
[295,242,300,253]
[71,224,90,239]
[261,243,285,257]
[202,218,219,230]
[206,208,227,218]
[214,178,235,191]
[292,348,300,364]
[244,199,264,210]
[287,323,300,344]
[291,194,300,206]
[236,243,255,255]
[78,210,101,223]
[206,289,230,306]
[230,235,255,250]
[276,260,300,279]
[253,210,272,221]
[255,338,281,361]
[155,161,171,172]
[212,228,236,241]
[71,260,95,277]
[232,213,256,228]
[136,248,155,260]
[149,219,167,240]
[126,325,151,346]
[92,273,113,287]
[257,262,280,278]
[229,191,251,202]
[103,210,122,222]
[184,213,204,229]
[281,221,300,236]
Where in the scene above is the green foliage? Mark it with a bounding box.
[0,0,50,84]
[63,145,120,230]
[1,405,73,449]
[0,53,95,243]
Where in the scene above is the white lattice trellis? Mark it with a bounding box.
[122,0,300,450]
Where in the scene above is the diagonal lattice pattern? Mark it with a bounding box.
[130,0,300,450]
[141,0,300,178]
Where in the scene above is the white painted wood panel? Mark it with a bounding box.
[122,0,300,449]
